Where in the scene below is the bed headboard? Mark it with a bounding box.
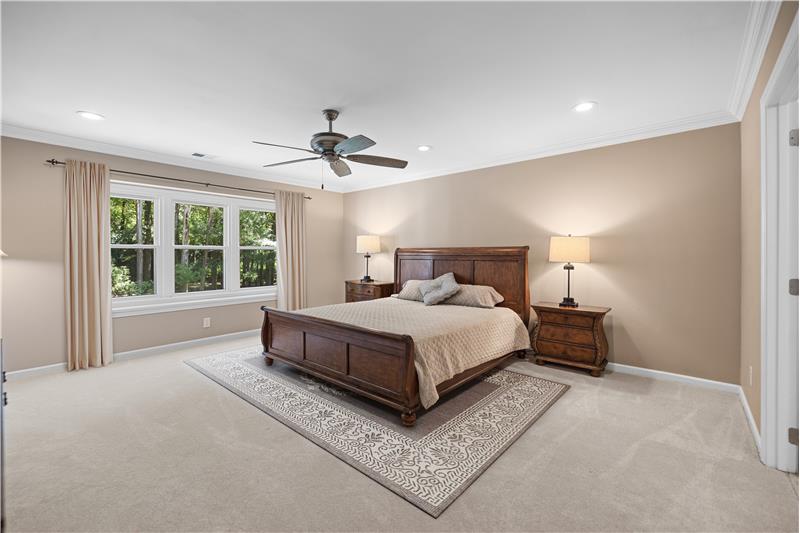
[394,246,530,325]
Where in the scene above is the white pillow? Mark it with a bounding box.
[442,284,504,308]
[419,273,461,306]
[395,279,425,302]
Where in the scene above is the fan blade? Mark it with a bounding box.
[334,134,376,155]
[330,159,351,177]
[263,156,321,168]
[346,154,408,169]
[252,141,317,154]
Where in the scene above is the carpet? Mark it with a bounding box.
[186,346,568,517]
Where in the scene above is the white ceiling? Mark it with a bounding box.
[2,2,761,192]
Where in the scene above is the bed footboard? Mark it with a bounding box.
[261,306,419,424]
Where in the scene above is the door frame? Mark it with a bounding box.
[760,12,798,472]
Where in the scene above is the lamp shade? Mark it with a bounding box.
[549,236,590,263]
[356,235,380,254]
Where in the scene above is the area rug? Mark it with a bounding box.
[186,346,568,517]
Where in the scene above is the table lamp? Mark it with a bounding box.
[356,235,380,282]
[549,235,590,307]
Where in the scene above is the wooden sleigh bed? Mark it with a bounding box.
[260,246,530,426]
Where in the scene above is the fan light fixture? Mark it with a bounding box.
[572,102,596,113]
[253,109,408,178]
[417,145,432,152]
[76,111,105,121]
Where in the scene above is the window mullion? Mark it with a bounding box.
[227,205,238,291]
[164,196,175,297]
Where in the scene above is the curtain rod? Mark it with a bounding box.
[44,159,312,200]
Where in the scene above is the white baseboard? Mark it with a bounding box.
[6,362,68,381]
[115,329,260,361]
[6,329,260,381]
[606,361,761,453]
[606,362,740,394]
[739,386,762,455]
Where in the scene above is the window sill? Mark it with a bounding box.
[112,289,277,318]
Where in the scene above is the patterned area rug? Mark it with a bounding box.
[186,347,568,517]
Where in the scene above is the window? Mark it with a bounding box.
[111,197,156,297]
[110,183,277,317]
[174,203,224,292]
[239,209,277,288]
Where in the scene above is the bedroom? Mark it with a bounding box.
[0,1,798,531]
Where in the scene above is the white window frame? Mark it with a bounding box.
[110,191,160,299]
[236,206,278,291]
[111,182,277,317]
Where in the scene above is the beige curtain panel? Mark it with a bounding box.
[64,160,113,370]
[275,190,307,310]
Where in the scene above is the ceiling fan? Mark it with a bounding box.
[253,109,408,177]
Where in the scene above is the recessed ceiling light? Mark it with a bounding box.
[572,102,597,113]
[417,145,432,152]
[76,110,105,121]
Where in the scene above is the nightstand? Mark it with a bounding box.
[531,302,611,377]
[345,280,394,303]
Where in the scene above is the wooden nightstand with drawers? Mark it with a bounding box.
[531,302,611,377]
[345,280,394,303]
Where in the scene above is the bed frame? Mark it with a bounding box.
[260,246,530,426]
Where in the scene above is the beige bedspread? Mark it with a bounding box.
[295,297,531,408]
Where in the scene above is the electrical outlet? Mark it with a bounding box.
[202,317,211,329]
[749,365,753,386]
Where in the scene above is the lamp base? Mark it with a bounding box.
[559,297,578,308]
[361,276,374,283]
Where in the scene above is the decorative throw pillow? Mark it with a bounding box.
[442,284,504,308]
[419,272,461,306]
[394,279,425,302]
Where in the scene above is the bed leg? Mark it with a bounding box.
[516,350,527,359]
[265,356,274,366]
[401,410,417,427]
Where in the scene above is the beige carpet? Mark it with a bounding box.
[6,334,798,532]
[187,347,568,517]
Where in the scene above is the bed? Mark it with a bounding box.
[260,246,531,426]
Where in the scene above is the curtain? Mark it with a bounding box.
[275,190,307,310]
[64,160,113,370]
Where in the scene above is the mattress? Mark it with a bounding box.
[295,297,531,408]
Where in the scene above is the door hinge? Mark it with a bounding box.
[789,427,798,446]
[790,279,799,296]
[790,129,799,146]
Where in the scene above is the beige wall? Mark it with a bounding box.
[344,124,742,383]
[739,2,798,430]
[1,136,345,371]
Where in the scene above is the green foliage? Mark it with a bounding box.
[174,250,224,292]
[174,204,223,246]
[240,249,277,288]
[111,199,278,297]
[239,210,277,287]
[111,197,153,244]
[111,264,154,297]
[240,210,276,246]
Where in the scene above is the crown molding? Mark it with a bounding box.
[0,123,343,193]
[728,1,781,121]
[2,108,738,195]
[342,109,738,193]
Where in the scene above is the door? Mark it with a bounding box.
[760,14,798,473]
[776,97,798,472]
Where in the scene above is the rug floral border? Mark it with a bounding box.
[186,347,568,518]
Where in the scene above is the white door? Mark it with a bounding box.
[760,14,798,473]
[775,97,798,473]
